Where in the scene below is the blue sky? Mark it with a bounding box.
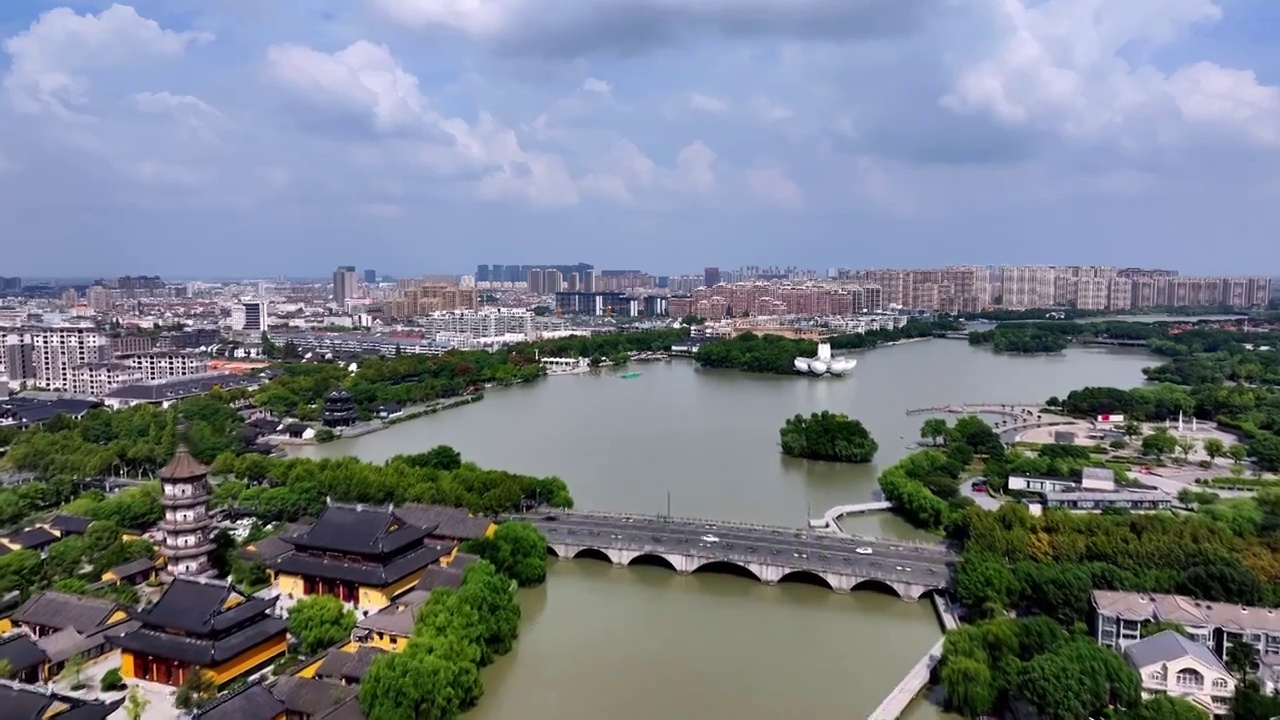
[1,0,1278,277]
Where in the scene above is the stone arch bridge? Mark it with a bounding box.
[524,511,956,602]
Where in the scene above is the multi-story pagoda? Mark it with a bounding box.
[158,443,215,577]
[114,577,287,687]
[321,390,356,428]
[267,501,451,611]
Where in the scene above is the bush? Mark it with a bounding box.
[100,668,124,692]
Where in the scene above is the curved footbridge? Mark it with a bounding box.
[808,501,891,531]
[905,402,1051,419]
[516,510,956,602]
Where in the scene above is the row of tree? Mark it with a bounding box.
[0,519,153,602]
[359,550,537,720]
[209,446,573,521]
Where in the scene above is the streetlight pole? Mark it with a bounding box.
[666,491,671,522]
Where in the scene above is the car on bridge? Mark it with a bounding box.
[855,547,873,555]
[700,534,720,543]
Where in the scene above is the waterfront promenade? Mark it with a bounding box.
[868,595,959,720]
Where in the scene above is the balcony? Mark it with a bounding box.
[158,516,214,533]
[159,491,210,509]
[159,542,215,560]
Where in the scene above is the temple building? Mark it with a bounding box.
[158,444,216,576]
[321,390,357,428]
[267,501,452,611]
[113,577,287,688]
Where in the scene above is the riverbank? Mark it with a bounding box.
[331,394,485,441]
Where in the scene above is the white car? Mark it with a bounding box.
[700,534,720,543]
[855,547,873,555]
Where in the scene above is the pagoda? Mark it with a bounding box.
[322,389,356,428]
[158,443,215,577]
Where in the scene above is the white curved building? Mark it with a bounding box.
[794,342,856,377]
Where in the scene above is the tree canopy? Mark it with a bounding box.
[463,521,548,587]
[287,595,357,656]
[779,412,879,463]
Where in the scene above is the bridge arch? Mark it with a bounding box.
[850,578,903,599]
[572,547,615,564]
[778,570,835,591]
[546,545,560,557]
[627,553,678,572]
[692,559,762,582]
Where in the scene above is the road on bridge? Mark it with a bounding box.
[517,511,957,586]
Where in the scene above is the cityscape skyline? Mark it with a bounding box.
[2,2,1280,275]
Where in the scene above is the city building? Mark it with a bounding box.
[109,334,155,355]
[1091,589,1280,661]
[65,362,143,397]
[1033,490,1174,513]
[385,282,479,317]
[0,326,108,390]
[157,444,216,577]
[266,501,454,611]
[103,372,261,409]
[268,330,451,357]
[1122,630,1234,716]
[114,577,288,687]
[332,265,358,307]
[363,269,377,284]
[120,350,211,382]
[555,291,633,316]
[231,301,266,332]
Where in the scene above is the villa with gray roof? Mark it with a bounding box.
[1123,630,1234,716]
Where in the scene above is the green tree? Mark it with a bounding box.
[1227,638,1258,683]
[287,595,357,656]
[423,445,463,471]
[174,670,217,710]
[1177,435,1198,463]
[1140,620,1188,638]
[124,686,150,720]
[100,667,124,692]
[1141,428,1178,460]
[939,654,997,717]
[1228,443,1249,464]
[1122,419,1143,439]
[1116,694,1208,720]
[1203,437,1226,464]
[920,417,949,446]
[954,553,1020,616]
[359,647,482,720]
[463,521,547,587]
[778,411,879,463]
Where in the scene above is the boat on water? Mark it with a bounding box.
[620,372,642,379]
[793,342,856,377]
[542,356,591,376]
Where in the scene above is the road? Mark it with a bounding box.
[521,511,957,584]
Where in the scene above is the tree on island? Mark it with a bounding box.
[920,417,949,446]
[779,412,878,463]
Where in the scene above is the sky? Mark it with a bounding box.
[1,0,1279,277]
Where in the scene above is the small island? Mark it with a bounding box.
[779,411,879,463]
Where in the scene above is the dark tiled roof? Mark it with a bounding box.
[0,680,124,720]
[0,634,48,674]
[47,514,93,535]
[238,536,295,564]
[317,696,366,720]
[356,591,429,638]
[7,526,59,549]
[449,552,480,571]
[195,682,286,720]
[396,503,493,541]
[135,578,243,635]
[13,591,120,633]
[315,645,385,683]
[414,565,464,593]
[289,503,428,556]
[105,373,259,401]
[112,616,287,666]
[159,445,209,481]
[270,543,449,586]
[106,557,157,580]
[272,676,358,718]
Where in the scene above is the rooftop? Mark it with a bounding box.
[45,514,93,535]
[0,679,124,720]
[193,682,285,720]
[356,590,431,637]
[13,590,121,634]
[1093,590,1280,633]
[396,503,494,541]
[287,502,429,556]
[6,526,60,549]
[1123,629,1228,675]
[414,565,465,593]
[314,645,385,683]
[0,634,48,674]
[134,576,272,636]
[1043,490,1174,503]
[105,372,259,401]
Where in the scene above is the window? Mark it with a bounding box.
[1175,668,1204,689]
[1212,678,1230,690]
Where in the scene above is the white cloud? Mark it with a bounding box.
[941,0,1280,147]
[581,77,611,95]
[132,91,220,117]
[677,141,717,192]
[581,139,718,202]
[748,97,794,124]
[131,159,201,186]
[2,4,212,119]
[689,93,730,114]
[267,39,580,206]
[745,166,803,209]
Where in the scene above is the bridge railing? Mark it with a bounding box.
[524,509,952,550]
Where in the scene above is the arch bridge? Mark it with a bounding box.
[522,511,956,602]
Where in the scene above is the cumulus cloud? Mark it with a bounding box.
[745,166,803,209]
[581,77,611,95]
[581,139,719,203]
[2,4,212,119]
[266,39,579,205]
[689,93,730,114]
[370,0,936,56]
[941,0,1280,147]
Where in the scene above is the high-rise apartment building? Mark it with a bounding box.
[0,326,108,390]
[230,301,266,332]
[332,265,357,307]
[86,285,113,312]
[364,269,377,284]
[582,269,596,293]
[386,283,479,318]
[704,267,721,288]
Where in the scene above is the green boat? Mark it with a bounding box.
[620,372,642,379]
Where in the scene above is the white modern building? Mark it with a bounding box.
[1123,630,1234,717]
[66,362,144,397]
[418,308,535,338]
[230,300,267,332]
[793,342,856,376]
[120,351,211,382]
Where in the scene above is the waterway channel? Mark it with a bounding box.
[297,339,1160,719]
